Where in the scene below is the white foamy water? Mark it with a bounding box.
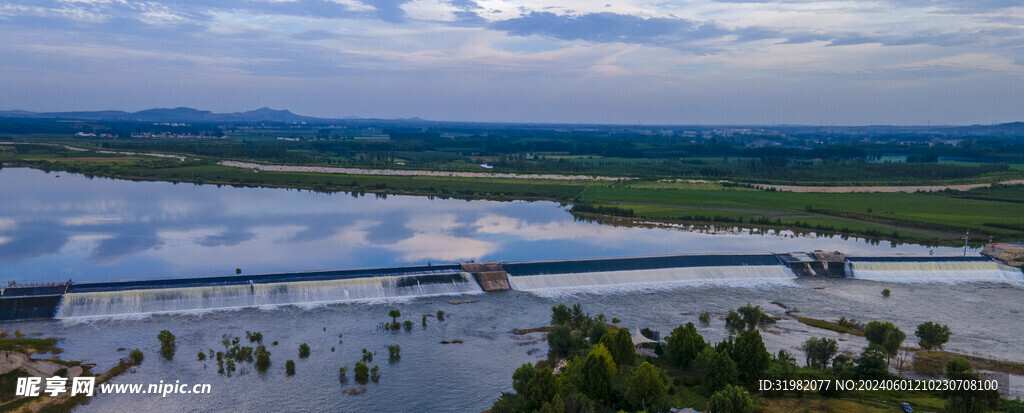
[54,273,482,318]
[507,265,797,292]
[847,261,1024,283]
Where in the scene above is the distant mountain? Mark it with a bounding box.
[0,107,331,123]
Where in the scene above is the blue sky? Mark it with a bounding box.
[0,0,1022,124]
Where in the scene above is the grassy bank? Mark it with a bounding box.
[795,317,866,337]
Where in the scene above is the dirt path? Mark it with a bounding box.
[0,352,62,377]
[220,161,629,181]
[754,180,1024,193]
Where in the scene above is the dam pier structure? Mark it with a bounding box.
[3,251,1022,321]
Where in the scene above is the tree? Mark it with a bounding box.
[235,268,242,275]
[864,321,905,365]
[512,363,537,395]
[725,310,745,331]
[388,309,401,323]
[548,324,585,361]
[285,359,296,376]
[551,304,571,326]
[570,303,586,329]
[915,322,952,350]
[699,347,738,393]
[298,343,310,358]
[587,321,609,344]
[733,329,771,385]
[579,344,616,403]
[519,367,562,412]
[800,337,839,370]
[737,303,770,330]
[944,358,998,413]
[665,322,705,368]
[855,345,888,379]
[707,384,753,413]
[354,362,369,384]
[599,328,634,367]
[626,362,665,411]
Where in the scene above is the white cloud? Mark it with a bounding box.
[60,215,123,226]
[401,0,459,22]
[328,0,376,12]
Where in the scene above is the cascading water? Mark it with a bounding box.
[847,261,1024,283]
[507,265,797,291]
[54,272,482,318]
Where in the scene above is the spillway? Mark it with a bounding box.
[845,257,1024,283]
[504,254,796,291]
[6,252,1023,321]
[54,271,481,318]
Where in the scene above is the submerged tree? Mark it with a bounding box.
[915,322,952,350]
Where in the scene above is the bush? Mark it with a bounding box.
[370,365,380,382]
[354,362,369,384]
[157,330,176,360]
[285,360,295,376]
[882,288,891,297]
[436,310,445,321]
[247,331,263,343]
[298,343,310,358]
[129,349,144,365]
[157,330,175,347]
[403,320,413,331]
[255,345,271,372]
[699,311,711,325]
[197,351,206,361]
[388,345,401,362]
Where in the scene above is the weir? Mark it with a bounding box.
[845,256,1024,283]
[54,271,480,318]
[3,252,1023,321]
[504,254,797,291]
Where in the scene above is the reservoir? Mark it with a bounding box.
[0,167,968,284]
[2,167,1022,411]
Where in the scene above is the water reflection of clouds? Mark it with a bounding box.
[474,214,620,241]
[0,168,968,282]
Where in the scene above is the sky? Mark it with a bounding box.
[0,0,1022,125]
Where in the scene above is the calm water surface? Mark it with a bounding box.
[0,167,966,284]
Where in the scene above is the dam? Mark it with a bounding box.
[2,252,1022,321]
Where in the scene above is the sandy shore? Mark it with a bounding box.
[220,161,628,181]
[754,180,1024,193]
